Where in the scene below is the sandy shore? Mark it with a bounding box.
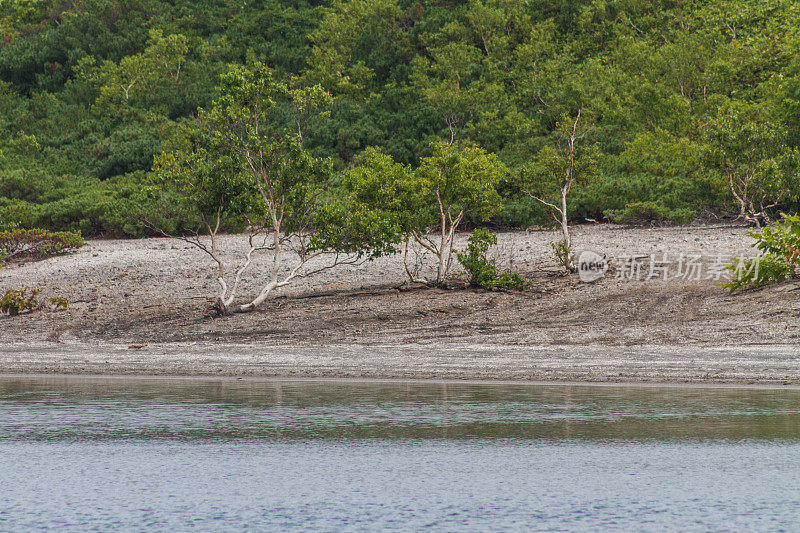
[2,224,799,383]
[3,342,800,384]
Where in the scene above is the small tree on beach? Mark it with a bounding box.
[704,101,799,228]
[524,109,597,272]
[411,140,505,284]
[345,141,506,285]
[151,62,393,313]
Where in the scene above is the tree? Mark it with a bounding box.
[77,29,189,114]
[410,41,486,144]
[525,110,597,271]
[340,147,412,251]
[409,140,506,284]
[704,101,799,227]
[152,62,393,313]
[347,140,505,285]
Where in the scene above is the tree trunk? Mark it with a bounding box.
[238,222,282,312]
[560,186,574,271]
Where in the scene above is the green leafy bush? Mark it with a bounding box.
[722,213,800,292]
[0,287,40,316]
[48,297,69,310]
[0,228,85,264]
[457,228,498,288]
[0,288,68,315]
[457,229,528,291]
[493,272,529,291]
[0,197,41,230]
[550,238,573,272]
[604,201,696,225]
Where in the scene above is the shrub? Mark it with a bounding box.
[457,229,528,291]
[721,213,800,292]
[48,297,69,310]
[0,228,85,264]
[0,287,40,316]
[550,238,573,272]
[457,228,498,288]
[493,272,529,291]
[604,201,696,225]
[0,288,68,315]
[0,198,41,230]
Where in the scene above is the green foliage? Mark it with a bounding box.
[1,0,800,237]
[77,29,189,115]
[457,228,527,291]
[722,254,794,293]
[0,286,67,315]
[517,110,598,241]
[457,228,498,289]
[534,112,599,193]
[150,119,258,234]
[493,272,529,291]
[578,130,715,224]
[0,287,40,316]
[413,140,506,229]
[604,202,696,225]
[338,147,414,254]
[721,214,800,292]
[550,239,573,272]
[343,140,507,283]
[152,61,397,262]
[48,296,69,310]
[703,101,799,226]
[0,228,84,264]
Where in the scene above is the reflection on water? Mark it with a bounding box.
[2,376,800,441]
[2,377,800,531]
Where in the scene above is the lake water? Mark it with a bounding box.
[2,377,800,531]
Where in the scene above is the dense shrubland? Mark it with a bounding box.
[1,0,799,240]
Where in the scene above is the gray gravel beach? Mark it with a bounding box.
[2,224,799,383]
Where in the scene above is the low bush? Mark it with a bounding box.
[457,229,528,291]
[493,272,529,291]
[721,213,800,292]
[0,287,40,316]
[0,228,85,264]
[0,287,69,316]
[550,238,573,273]
[603,201,696,225]
[48,297,70,310]
[0,171,202,237]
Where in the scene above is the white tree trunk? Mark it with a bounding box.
[560,185,574,271]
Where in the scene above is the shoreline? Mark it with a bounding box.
[2,341,800,385]
[4,371,800,390]
[2,225,800,384]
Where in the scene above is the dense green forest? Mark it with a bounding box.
[1,0,799,237]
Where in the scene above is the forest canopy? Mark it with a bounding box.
[1,0,799,236]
